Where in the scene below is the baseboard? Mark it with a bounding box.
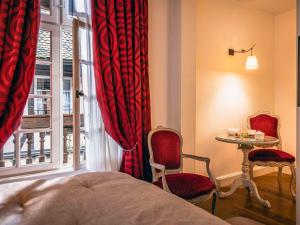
[216,167,275,188]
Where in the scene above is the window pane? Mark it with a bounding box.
[37,78,51,94]
[74,0,86,13]
[23,97,51,117]
[80,131,86,163]
[62,30,73,115]
[79,28,88,61]
[1,134,17,168]
[63,79,72,114]
[36,64,51,77]
[80,64,88,94]
[63,79,71,90]
[68,0,87,18]
[20,131,52,166]
[33,64,51,95]
[62,30,73,60]
[79,64,87,164]
[36,29,51,61]
[69,0,75,17]
[41,0,50,15]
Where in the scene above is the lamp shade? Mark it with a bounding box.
[245,55,258,70]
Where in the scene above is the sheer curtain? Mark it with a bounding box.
[77,0,122,172]
[83,65,123,171]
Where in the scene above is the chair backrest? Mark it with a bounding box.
[148,127,183,173]
[247,112,281,148]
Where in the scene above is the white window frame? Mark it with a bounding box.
[41,0,60,24]
[61,0,73,26]
[72,18,91,170]
[0,0,90,178]
[62,0,88,26]
[0,22,61,177]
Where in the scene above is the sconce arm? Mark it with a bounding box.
[229,43,256,56]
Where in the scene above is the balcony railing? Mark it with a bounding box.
[0,114,85,168]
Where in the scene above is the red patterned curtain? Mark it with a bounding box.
[0,0,40,149]
[91,0,151,178]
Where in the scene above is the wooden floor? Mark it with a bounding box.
[196,173,296,225]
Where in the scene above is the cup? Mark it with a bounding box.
[247,129,256,136]
[255,131,265,140]
[225,128,240,136]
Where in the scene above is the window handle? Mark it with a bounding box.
[56,0,65,8]
[76,90,84,98]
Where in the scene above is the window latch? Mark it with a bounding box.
[76,90,84,98]
[56,0,65,8]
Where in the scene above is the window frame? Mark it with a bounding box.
[0,0,90,178]
[0,22,61,177]
[61,0,88,26]
[61,0,73,26]
[41,0,60,24]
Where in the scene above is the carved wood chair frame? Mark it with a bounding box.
[247,111,296,200]
[147,126,219,214]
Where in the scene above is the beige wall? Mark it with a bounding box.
[274,10,297,164]
[297,1,300,223]
[196,0,276,177]
[148,0,181,131]
[181,0,197,173]
[149,0,169,128]
[149,0,197,172]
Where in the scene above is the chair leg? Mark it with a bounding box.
[211,192,217,215]
[278,166,283,193]
[289,164,296,201]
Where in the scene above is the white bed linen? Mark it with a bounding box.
[0,172,228,225]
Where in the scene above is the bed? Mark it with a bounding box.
[0,171,228,225]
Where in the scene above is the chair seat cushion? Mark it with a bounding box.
[249,149,295,163]
[154,173,215,199]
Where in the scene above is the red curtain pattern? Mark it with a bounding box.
[0,0,40,149]
[91,0,151,178]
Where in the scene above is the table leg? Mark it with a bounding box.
[219,177,243,198]
[244,179,271,208]
[219,146,271,208]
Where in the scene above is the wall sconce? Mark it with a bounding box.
[228,44,259,70]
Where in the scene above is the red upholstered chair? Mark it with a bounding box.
[147,126,218,214]
[248,112,296,199]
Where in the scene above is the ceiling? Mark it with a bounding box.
[236,0,296,15]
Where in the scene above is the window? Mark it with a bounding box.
[35,78,51,115]
[63,78,72,114]
[62,0,88,25]
[41,0,59,24]
[62,29,73,114]
[40,0,50,15]
[36,29,51,61]
[0,0,88,176]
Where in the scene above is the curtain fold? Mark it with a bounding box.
[0,0,40,149]
[91,0,151,178]
[82,0,123,173]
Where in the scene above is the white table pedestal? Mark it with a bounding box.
[219,144,271,208]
